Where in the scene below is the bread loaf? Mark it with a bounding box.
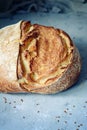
[0,21,81,94]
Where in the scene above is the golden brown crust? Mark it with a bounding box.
[29,46,81,94]
[17,21,81,93]
[0,20,81,93]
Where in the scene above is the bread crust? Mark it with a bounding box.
[0,21,81,93]
[0,21,25,92]
[29,46,81,94]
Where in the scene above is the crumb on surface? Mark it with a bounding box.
[23,116,25,119]
[3,97,7,103]
[13,106,16,108]
[21,99,23,102]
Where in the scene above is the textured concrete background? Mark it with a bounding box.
[0,1,87,130]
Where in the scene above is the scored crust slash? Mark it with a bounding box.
[0,20,81,94]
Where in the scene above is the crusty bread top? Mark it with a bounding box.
[18,21,74,91]
[0,21,81,93]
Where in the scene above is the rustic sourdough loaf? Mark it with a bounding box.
[0,21,81,93]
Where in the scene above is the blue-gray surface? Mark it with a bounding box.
[0,0,87,130]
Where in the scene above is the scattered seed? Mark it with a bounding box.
[9,102,11,104]
[56,116,60,118]
[78,125,80,128]
[23,116,25,119]
[64,110,67,113]
[64,121,67,124]
[37,110,40,113]
[85,101,87,103]
[74,121,77,124]
[80,124,83,126]
[3,97,7,103]
[36,103,39,105]
[13,106,16,108]
[76,129,79,130]
[21,99,23,102]
[69,113,72,115]
[57,120,60,122]
[73,105,75,108]
[13,101,16,103]
[83,105,86,108]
